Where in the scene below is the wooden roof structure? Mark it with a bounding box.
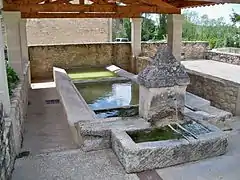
[3,0,240,18]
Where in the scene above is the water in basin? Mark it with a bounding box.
[75,81,139,111]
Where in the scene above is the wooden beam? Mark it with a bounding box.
[3,3,181,14]
[140,0,179,10]
[170,1,214,8]
[21,12,141,18]
[45,0,72,4]
[183,0,240,3]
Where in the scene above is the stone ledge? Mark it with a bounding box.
[53,67,96,146]
[210,49,240,57]
[9,62,29,154]
[79,117,150,152]
[112,120,228,173]
[53,67,95,126]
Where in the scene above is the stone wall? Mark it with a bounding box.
[0,63,29,180]
[29,41,209,81]
[136,56,152,73]
[141,41,209,59]
[187,72,240,116]
[206,50,240,66]
[29,43,131,81]
[27,18,111,45]
[10,63,29,153]
[0,104,15,180]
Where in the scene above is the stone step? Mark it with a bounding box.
[185,92,211,110]
[184,106,232,122]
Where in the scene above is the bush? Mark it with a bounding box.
[6,63,19,96]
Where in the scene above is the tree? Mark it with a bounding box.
[141,14,156,41]
[231,11,240,23]
[154,14,167,40]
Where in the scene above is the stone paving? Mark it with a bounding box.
[11,86,240,180]
[21,87,77,155]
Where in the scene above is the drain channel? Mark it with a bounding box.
[45,99,60,104]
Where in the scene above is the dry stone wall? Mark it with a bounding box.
[206,50,240,66]
[0,64,29,180]
[187,73,240,115]
[0,105,15,180]
[141,41,209,59]
[29,43,132,81]
[10,64,29,153]
[29,41,209,81]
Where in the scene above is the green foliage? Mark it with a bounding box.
[141,14,156,41]
[115,11,239,49]
[6,63,19,96]
[182,10,240,49]
[231,11,240,23]
[154,14,167,40]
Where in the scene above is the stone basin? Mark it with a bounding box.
[111,119,228,173]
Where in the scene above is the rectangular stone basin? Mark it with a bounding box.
[111,120,228,173]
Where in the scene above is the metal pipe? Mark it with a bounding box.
[168,124,190,142]
[176,123,198,139]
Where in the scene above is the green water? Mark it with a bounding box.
[75,81,139,111]
[67,68,116,80]
[128,126,182,143]
[128,121,211,143]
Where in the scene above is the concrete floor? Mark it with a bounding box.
[21,87,77,155]
[12,87,240,180]
[182,60,240,84]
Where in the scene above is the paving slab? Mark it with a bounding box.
[22,88,77,155]
[12,149,139,180]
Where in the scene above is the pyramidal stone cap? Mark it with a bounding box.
[138,46,190,88]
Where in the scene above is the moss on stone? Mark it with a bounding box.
[128,126,182,143]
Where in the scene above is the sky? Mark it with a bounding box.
[184,3,240,23]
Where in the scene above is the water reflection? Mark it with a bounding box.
[75,81,139,111]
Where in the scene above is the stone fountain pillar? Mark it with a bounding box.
[138,46,190,125]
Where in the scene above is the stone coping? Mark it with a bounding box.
[28,41,209,47]
[53,67,96,126]
[28,42,131,47]
[72,77,128,84]
[112,119,228,173]
[210,48,240,56]
[182,60,240,86]
[106,65,138,83]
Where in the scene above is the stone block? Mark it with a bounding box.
[139,85,186,123]
[112,120,228,173]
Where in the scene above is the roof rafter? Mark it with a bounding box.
[3,3,181,14]
[21,12,141,18]
[170,1,215,8]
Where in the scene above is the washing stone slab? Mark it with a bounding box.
[185,92,210,110]
[78,117,151,151]
[111,120,228,173]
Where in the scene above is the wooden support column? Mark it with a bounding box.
[167,14,183,61]
[3,11,24,77]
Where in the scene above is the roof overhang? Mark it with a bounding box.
[2,0,240,18]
